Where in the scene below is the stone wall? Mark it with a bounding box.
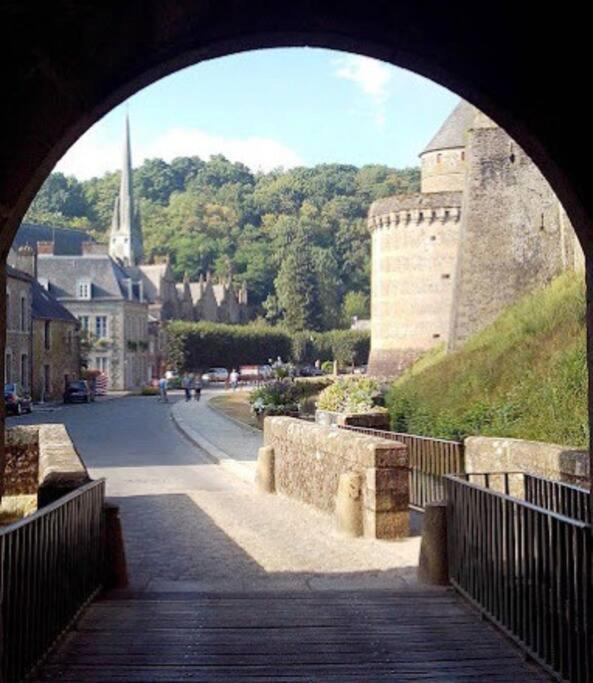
[5,425,39,495]
[3,424,90,506]
[448,117,583,350]
[32,317,80,401]
[464,436,589,488]
[263,417,409,539]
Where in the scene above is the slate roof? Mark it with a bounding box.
[420,100,476,155]
[31,280,78,322]
[6,264,32,283]
[37,254,141,301]
[369,191,462,217]
[127,263,169,302]
[13,223,93,255]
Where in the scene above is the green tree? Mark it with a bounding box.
[275,229,322,331]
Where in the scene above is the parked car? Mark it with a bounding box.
[4,383,32,415]
[298,364,324,377]
[63,379,94,404]
[201,368,229,384]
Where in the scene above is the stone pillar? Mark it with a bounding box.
[103,502,128,589]
[363,443,409,539]
[418,501,449,585]
[335,471,363,536]
[256,445,275,493]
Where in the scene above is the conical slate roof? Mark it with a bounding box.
[420,100,476,155]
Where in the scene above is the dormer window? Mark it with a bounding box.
[77,279,92,300]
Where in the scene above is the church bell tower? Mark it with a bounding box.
[109,114,144,266]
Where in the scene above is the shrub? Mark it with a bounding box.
[249,380,302,415]
[140,386,159,396]
[321,360,334,374]
[317,377,385,413]
[166,321,370,373]
[167,321,292,372]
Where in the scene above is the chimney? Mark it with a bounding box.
[15,245,36,277]
[37,241,54,255]
[82,241,108,256]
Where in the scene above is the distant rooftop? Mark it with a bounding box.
[12,223,94,255]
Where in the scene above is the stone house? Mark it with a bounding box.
[31,279,80,401]
[5,246,80,401]
[36,242,150,391]
[5,266,33,390]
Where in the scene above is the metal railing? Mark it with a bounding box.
[445,472,591,683]
[0,478,105,683]
[339,425,464,509]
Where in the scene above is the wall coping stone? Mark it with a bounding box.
[265,417,407,469]
[464,436,589,485]
[38,424,90,491]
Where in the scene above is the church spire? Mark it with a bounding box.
[109,112,144,266]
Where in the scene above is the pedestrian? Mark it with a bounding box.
[230,368,239,391]
[182,373,191,401]
[194,376,202,401]
[158,376,168,403]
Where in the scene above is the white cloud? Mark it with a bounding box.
[56,127,304,179]
[334,54,392,105]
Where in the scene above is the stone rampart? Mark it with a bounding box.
[263,417,409,539]
[464,436,589,488]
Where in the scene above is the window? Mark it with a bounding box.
[442,273,451,279]
[95,357,109,374]
[20,353,28,388]
[78,315,89,332]
[461,151,465,161]
[95,316,108,339]
[436,153,442,164]
[43,365,51,396]
[20,295,27,332]
[6,290,10,331]
[67,330,73,351]
[5,352,12,383]
[44,320,51,350]
[77,279,91,300]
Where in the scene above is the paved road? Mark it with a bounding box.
[9,395,420,592]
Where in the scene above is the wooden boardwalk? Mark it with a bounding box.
[35,589,549,681]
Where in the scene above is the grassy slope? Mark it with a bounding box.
[386,272,588,447]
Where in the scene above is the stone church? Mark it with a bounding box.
[110,115,250,324]
[368,101,584,376]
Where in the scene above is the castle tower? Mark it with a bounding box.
[109,114,144,266]
[419,101,475,193]
[367,102,470,376]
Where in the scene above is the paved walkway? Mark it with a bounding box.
[171,389,261,483]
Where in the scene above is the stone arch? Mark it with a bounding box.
[0,3,591,485]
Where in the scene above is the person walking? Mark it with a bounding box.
[158,376,168,402]
[194,376,202,401]
[182,373,191,402]
[229,368,239,391]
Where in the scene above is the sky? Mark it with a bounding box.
[56,48,460,180]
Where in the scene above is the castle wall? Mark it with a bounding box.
[448,121,583,350]
[421,149,466,193]
[368,205,462,376]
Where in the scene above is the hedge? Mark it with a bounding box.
[166,321,370,372]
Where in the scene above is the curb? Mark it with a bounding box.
[170,404,256,485]
[206,396,262,435]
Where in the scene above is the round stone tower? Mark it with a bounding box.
[367,101,474,376]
